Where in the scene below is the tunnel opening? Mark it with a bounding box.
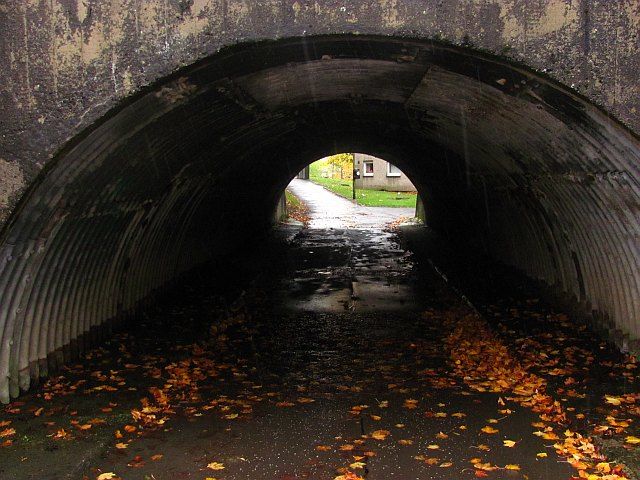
[1,34,639,408]
[281,152,422,230]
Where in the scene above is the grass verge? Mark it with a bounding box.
[309,162,417,208]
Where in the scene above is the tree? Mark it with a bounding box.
[319,153,354,179]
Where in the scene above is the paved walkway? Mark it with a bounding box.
[287,178,415,229]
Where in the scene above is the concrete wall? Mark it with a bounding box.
[354,153,417,192]
[1,1,639,225]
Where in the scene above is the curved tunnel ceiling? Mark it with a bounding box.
[1,35,639,402]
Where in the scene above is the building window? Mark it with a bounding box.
[363,161,374,177]
[387,162,402,177]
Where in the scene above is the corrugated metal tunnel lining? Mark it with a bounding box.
[1,36,639,403]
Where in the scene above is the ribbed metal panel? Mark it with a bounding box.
[0,37,638,402]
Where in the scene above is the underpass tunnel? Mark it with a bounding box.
[1,35,639,403]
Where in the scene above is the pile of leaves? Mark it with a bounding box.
[285,189,310,226]
[444,307,634,480]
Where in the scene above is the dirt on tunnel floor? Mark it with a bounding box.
[0,216,639,479]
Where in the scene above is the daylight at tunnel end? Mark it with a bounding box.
[0,21,639,402]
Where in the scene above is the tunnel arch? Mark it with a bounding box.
[1,35,639,402]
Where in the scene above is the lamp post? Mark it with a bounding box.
[352,154,357,201]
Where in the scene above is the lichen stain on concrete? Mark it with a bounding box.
[499,0,579,42]
[0,159,25,223]
[379,0,402,29]
[226,1,251,28]
[177,0,214,38]
[606,1,640,55]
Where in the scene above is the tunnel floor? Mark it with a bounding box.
[1,196,639,479]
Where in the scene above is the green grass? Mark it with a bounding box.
[285,189,302,208]
[308,161,417,208]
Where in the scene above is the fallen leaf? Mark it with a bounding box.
[480,426,499,434]
[207,462,225,470]
[96,474,117,480]
[371,430,390,440]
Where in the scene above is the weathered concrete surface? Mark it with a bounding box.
[1,0,639,221]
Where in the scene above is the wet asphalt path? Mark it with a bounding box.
[286,179,415,229]
[0,185,577,479]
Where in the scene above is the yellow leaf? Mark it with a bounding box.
[427,444,440,450]
[605,396,622,406]
[536,452,547,458]
[503,440,516,447]
[371,430,390,440]
[626,436,640,445]
[504,464,520,470]
[115,442,128,449]
[96,474,117,480]
[207,462,225,470]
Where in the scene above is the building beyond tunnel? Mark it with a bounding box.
[354,154,417,192]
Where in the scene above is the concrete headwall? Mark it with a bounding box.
[1,1,639,225]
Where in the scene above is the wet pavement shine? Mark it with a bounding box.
[0,182,637,480]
